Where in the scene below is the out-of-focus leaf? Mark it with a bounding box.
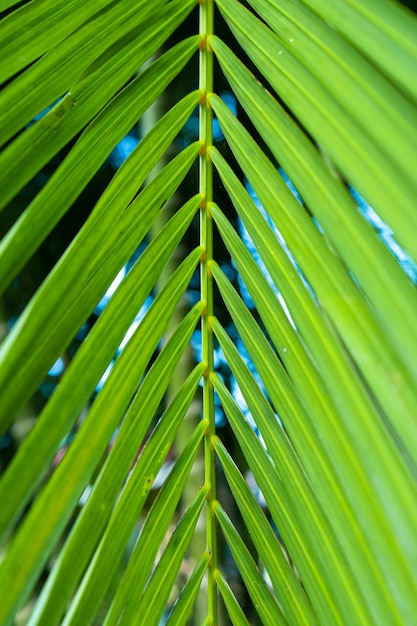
[215,0,417,261]
[29,316,205,626]
[301,0,417,101]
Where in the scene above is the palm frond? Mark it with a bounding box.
[1,0,416,624]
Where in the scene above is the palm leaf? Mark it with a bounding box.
[1,0,416,624]
[214,570,250,626]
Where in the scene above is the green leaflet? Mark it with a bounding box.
[62,388,207,626]
[0,31,200,215]
[0,0,196,145]
[128,487,208,626]
[213,436,318,626]
[0,195,201,542]
[0,142,201,433]
[212,501,287,626]
[210,201,417,619]
[245,0,417,188]
[207,111,417,466]
[301,0,417,101]
[0,253,201,625]
[209,37,417,385]
[165,553,210,626]
[214,571,250,626]
[215,0,417,261]
[104,420,208,626]
[0,0,119,82]
[28,318,205,626]
[211,318,372,625]
[212,373,342,626]
[209,261,396,623]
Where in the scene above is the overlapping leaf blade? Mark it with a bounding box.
[104,420,208,626]
[0,141,201,433]
[61,377,206,626]
[28,319,205,626]
[0,196,201,542]
[213,501,287,626]
[0,41,201,264]
[209,261,396,622]
[245,0,417,188]
[213,436,318,626]
[128,487,208,626]
[166,552,210,626]
[0,252,201,624]
[215,0,417,261]
[209,39,417,383]
[0,0,118,82]
[301,0,417,101]
[211,373,343,626]
[214,571,250,626]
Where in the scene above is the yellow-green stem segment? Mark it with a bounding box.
[199,0,216,623]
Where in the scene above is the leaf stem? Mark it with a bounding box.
[199,0,216,622]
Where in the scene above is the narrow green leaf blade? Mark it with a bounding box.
[245,0,417,189]
[0,252,201,626]
[209,261,396,623]
[0,0,119,82]
[211,373,342,626]
[165,552,210,626]
[209,36,417,382]
[214,570,250,626]
[214,0,417,261]
[104,420,208,626]
[213,436,318,626]
[301,0,417,101]
[0,142,201,433]
[28,310,204,626]
[210,198,417,594]
[212,501,287,626]
[207,107,417,467]
[211,318,371,625]
[0,27,200,217]
[0,195,201,542]
[0,41,201,276]
[128,487,208,626]
[0,0,197,145]
[61,376,206,626]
